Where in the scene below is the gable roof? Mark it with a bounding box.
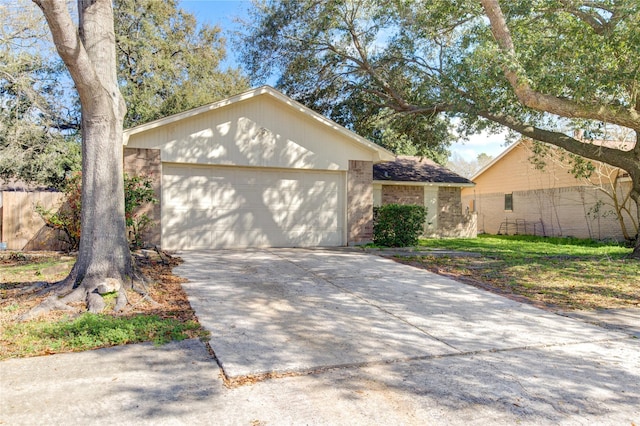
[470,140,520,181]
[123,85,395,162]
[374,156,475,187]
[471,137,636,181]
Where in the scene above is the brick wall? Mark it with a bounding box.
[381,185,424,205]
[123,148,162,247]
[437,187,477,238]
[347,160,373,244]
[379,184,476,238]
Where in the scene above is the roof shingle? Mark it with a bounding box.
[373,156,473,185]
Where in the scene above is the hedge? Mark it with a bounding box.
[373,203,427,247]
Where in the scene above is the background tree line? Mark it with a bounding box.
[0,0,249,189]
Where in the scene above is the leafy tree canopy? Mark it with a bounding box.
[0,0,79,188]
[1,0,249,187]
[115,0,249,128]
[241,0,640,256]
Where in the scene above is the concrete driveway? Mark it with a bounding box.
[176,248,638,422]
[2,248,638,425]
[176,249,633,378]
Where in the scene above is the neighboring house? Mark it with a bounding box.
[461,139,636,241]
[373,156,477,238]
[123,86,395,250]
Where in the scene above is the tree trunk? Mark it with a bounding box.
[29,0,135,315]
[629,186,640,259]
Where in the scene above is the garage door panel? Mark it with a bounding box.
[162,165,345,249]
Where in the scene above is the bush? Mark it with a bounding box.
[124,173,158,249]
[35,173,82,250]
[373,204,427,247]
[37,172,157,251]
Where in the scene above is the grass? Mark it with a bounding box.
[0,251,207,359]
[0,253,75,284]
[0,313,202,359]
[397,235,640,310]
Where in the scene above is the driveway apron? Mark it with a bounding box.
[174,248,627,380]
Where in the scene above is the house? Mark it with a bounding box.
[373,156,477,238]
[461,139,636,240]
[3,86,480,251]
[123,86,395,250]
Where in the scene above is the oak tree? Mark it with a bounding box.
[241,0,640,257]
[27,0,136,317]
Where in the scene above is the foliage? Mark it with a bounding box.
[0,0,80,189]
[0,313,201,359]
[37,173,157,250]
[373,204,427,247]
[241,0,640,256]
[447,152,494,178]
[114,0,249,128]
[124,173,158,248]
[35,172,82,250]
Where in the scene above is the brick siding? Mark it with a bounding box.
[381,185,424,205]
[123,148,162,247]
[347,160,373,244]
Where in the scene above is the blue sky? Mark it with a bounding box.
[178,0,507,162]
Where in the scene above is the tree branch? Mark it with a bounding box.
[472,107,638,176]
[480,0,640,131]
[32,0,102,108]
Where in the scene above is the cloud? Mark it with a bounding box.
[450,129,509,161]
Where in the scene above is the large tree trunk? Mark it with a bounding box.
[28,0,136,316]
[630,180,640,259]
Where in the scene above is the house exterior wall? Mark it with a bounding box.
[464,183,634,240]
[125,95,380,171]
[123,148,162,247]
[436,187,477,238]
[347,160,373,244]
[374,183,476,238]
[381,185,424,205]
[462,140,636,240]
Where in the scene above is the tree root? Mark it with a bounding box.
[16,249,181,321]
[18,295,77,321]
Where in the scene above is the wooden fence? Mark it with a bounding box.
[1,191,68,251]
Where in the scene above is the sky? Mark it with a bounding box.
[178,0,508,162]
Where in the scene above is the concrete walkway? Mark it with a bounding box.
[1,248,639,425]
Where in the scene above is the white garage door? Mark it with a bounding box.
[162,164,345,249]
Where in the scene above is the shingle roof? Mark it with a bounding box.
[373,156,474,185]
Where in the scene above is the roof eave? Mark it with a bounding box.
[373,179,475,188]
[122,86,396,162]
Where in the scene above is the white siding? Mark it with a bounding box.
[126,96,377,171]
[162,164,345,249]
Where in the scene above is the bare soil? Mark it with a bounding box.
[0,250,199,327]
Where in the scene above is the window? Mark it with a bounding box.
[504,193,513,211]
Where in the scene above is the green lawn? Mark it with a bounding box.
[0,252,206,359]
[396,235,640,310]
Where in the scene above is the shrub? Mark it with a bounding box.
[35,172,82,250]
[373,203,427,247]
[124,173,158,249]
[37,172,157,251]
